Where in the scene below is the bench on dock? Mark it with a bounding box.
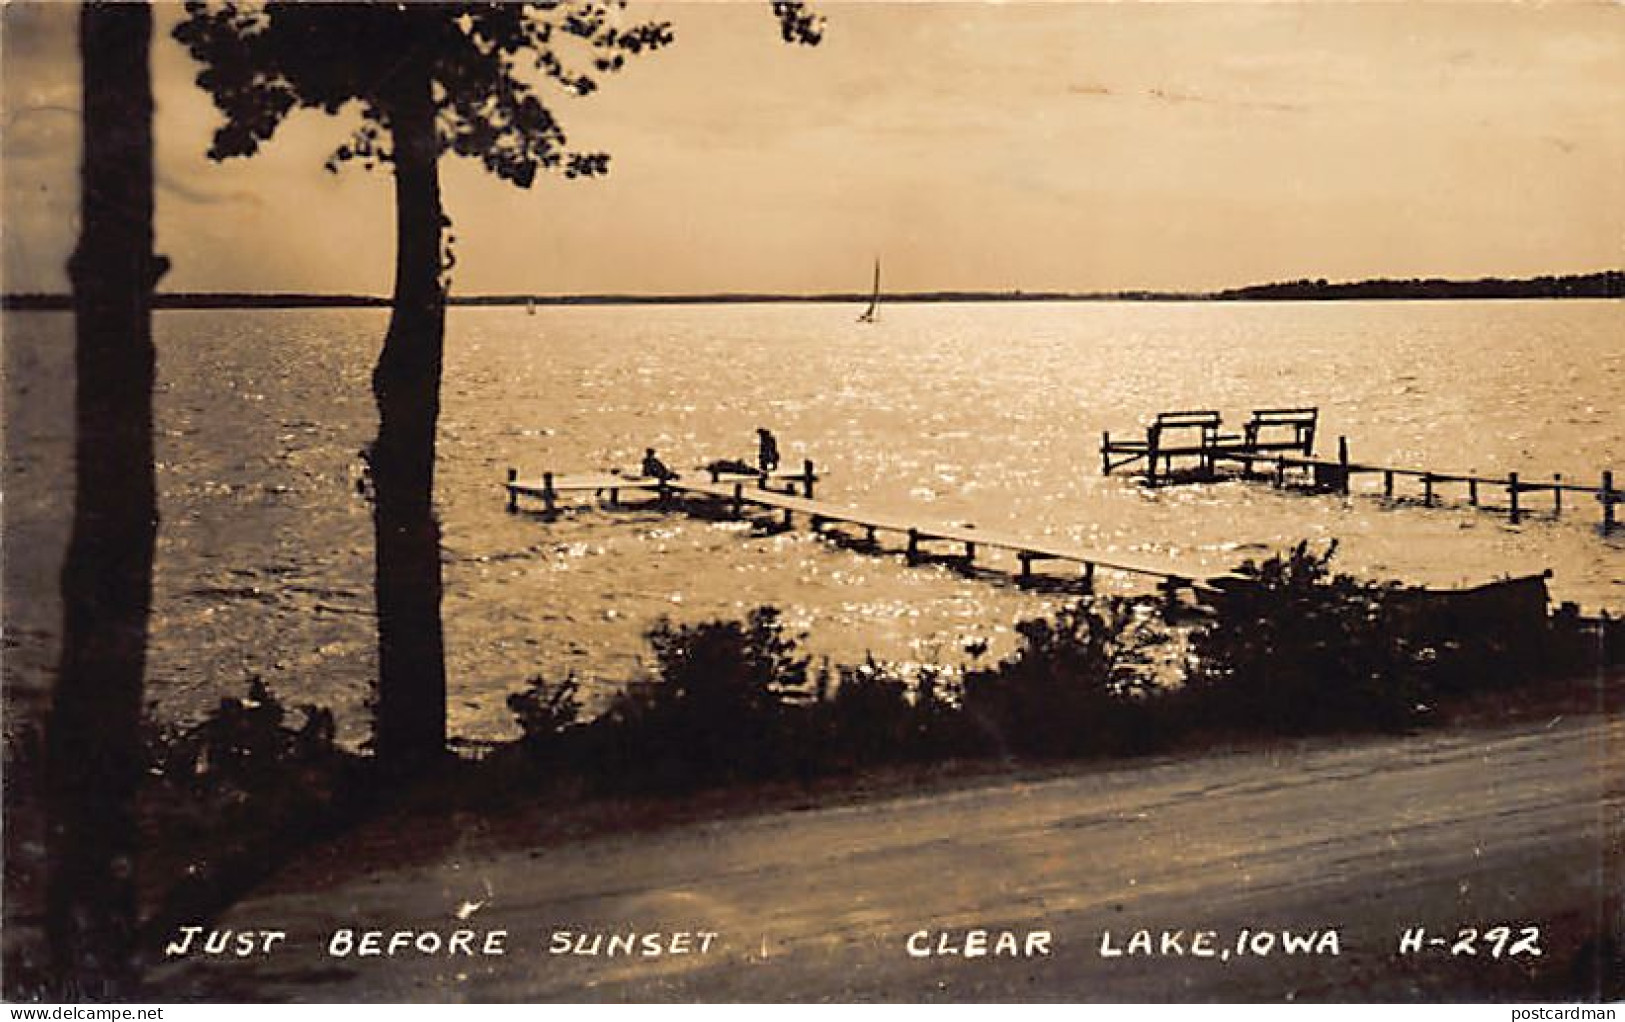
[1239,407,1318,457]
[1102,407,1320,483]
[1100,409,1224,480]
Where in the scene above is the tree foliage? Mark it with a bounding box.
[175,0,822,184]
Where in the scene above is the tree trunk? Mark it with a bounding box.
[46,0,162,998]
[369,57,448,775]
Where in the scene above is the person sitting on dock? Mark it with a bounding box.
[641,448,678,482]
[757,428,781,475]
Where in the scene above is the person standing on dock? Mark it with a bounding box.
[757,427,781,475]
[641,448,678,481]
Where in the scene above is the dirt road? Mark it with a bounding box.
[150,713,1623,1001]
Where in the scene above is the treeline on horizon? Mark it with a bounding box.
[4,269,1620,311]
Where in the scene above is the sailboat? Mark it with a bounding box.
[856,258,880,323]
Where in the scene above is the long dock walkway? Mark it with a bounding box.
[505,463,1240,596]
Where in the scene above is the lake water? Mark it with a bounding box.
[4,300,1622,742]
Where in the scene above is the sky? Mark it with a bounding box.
[2,1,1622,296]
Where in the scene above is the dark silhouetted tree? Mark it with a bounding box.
[46,0,166,997]
[174,2,822,775]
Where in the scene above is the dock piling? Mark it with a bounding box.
[731,482,744,519]
[906,528,921,565]
[1338,436,1350,495]
[1469,476,1479,506]
[1422,472,1434,507]
[506,467,518,512]
[1508,472,1521,524]
[1081,561,1095,593]
[803,459,816,500]
[1383,469,1394,500]
[542,472,556,517]
[1604,471,1617,532]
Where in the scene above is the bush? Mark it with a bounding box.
[148,677,349,801]
[1185,541,1423,735]
[591,606,810,789]
[819,657,963,767]
[506,673,582,763]
[961,598,1167,758]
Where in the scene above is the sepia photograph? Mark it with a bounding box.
[2,0,1621,1005]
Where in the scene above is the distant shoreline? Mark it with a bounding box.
[5,270,1620,311]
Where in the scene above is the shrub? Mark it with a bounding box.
[592,606,810,788]
[961,598,1167,758]
[1185,541,1423,734]
[506,673,582,763]
[819,657,963,767]
[148,677,348,801]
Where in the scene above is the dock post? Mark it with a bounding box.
[1604,471,1616,532]
[1019,552,1033,583]
[1100,432,1111,475]
[1508,472,1521,524]
[1080,561,1095,593]
[731,482,744,520]
[542,471,556,517]
[1383,469,1394,500]
[803,458,816,500]
[1553,473,1563,514]
[506,468,518,512]
[1422,472,1434,507]
[864,524,877,545]
[906,528,921,565]
[1273,458,1286,489]
[1338,436,1350,494]
[709,465,720,483]
[1468,477,1479,506]
[781,507,793,530]
[963,541,976,564]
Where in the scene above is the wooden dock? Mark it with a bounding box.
[504,460,821,513]
[505,461,1240,597]
[1102,408,1619,532]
